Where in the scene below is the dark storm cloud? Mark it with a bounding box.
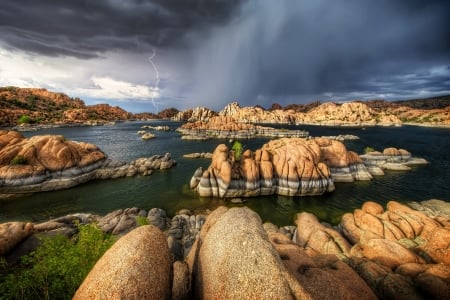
[0,0,243,57]
[184,0,450,108]
[1,0,449,110]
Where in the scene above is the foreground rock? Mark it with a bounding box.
[186,206,376,299]
[190,137,372,198]
[1,200,449,299]
[73,225,171,299]
[0,131,176,197]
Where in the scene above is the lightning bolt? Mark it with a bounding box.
[148,49,160,113]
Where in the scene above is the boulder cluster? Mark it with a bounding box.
[0,131,176,197]
[190,138,372,198]
[1,200,448,299]
[176,116,308,140]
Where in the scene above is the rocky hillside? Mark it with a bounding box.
[176,95,450,126]
[0,87,133,126]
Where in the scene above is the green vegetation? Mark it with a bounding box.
[136,215,149,226]
[17,115,31,124]
[364,146,376,154]
[10,155,28,165]
[0,223,115,300]
[231,140,243,161]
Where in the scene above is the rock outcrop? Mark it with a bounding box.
[190,137,372,198]
[172,106,217,122]
[1,201,449,299]
[176,115,308,140]
[186,206,377,299]
[73,225,172,300]
[361,147,427,173]
[0,131,176,197]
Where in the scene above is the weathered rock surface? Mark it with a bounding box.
[177,115,308,139]
[186,206,309,299]
[270,233,377,300]
[361,147,427,173]
[0,131,176,197]
[190,137,372,198]
[0,222,34,256]
[73,225,171,300]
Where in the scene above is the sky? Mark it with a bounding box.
[0,0,449,113]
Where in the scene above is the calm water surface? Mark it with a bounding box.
[1,121,449,226]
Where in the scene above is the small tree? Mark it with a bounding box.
[231,140,243,161]
[364,146,376,154]
[18,115,31,124]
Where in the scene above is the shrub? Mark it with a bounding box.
[231,140,243,161]
[10,155,27,165]
[18,115,30,124]
[0,223,115,300]
[364,146,376,154]
[136,215,149,226]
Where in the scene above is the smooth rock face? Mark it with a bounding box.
[187,206,308,299]
[73,225,171,300]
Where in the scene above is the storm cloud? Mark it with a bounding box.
[0,0,449,112]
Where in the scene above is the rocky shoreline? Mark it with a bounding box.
[1,199,449,299]
[0,130,176,198]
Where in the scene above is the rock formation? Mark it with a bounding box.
[172,106,217,122]
[0,131,176,197]
[73,225,172,300]
[361,147,427,173]
[1,201,449,299]
[190,137,372,198]
[176,115,308,140]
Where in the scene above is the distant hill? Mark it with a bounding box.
[0,87,178,127]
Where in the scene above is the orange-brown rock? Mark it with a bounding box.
[269,233,377,300]
[0,222,34,256]
[295,212,351,258]
[341,200,450,280]
[73,225,171,300]
[0,131,105,181]
[190,137,374,198]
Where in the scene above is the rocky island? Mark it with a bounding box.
[1,199,448,299]
[0,130,176,198]
[189,137,427,198]
[177,116,308,140]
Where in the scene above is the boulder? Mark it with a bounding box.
[0,222,34,256]
[269,233,377,300]
[186,206,308,299]
[73,225,171,300]
[295,212,351,258]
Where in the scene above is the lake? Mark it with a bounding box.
[0,121,449,226]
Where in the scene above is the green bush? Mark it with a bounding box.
[364,146,376,154]
[231,140,243,161]
[0,223,115,300]
[136,215,149,226]
[18,115,31,124]
[10,155,27,165]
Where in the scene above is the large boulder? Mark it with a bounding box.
[0,222,34,256]
[186,206,309,299]
[73,225,171,300]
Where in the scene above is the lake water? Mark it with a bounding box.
[0,121,449,226]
